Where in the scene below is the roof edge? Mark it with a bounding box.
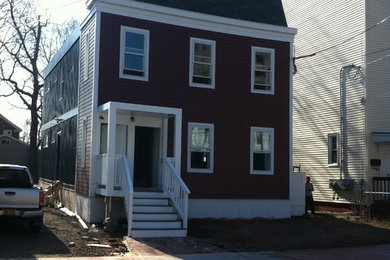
[0,114,22,132]
[93,0,296,42]
[43,27,81,78]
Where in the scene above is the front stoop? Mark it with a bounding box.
[131,191,187,238]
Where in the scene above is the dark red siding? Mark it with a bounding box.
[98,12,291,200]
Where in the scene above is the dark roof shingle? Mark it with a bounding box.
[133,0,287,27]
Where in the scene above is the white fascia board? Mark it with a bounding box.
[97,101,182,116]
[41,107,78,132]
[43,27,81,79]
[93,1,297,43]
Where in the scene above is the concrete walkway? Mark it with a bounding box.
[176,243,390,260]
[28,243,390,260]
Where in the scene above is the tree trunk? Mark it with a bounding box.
[29,105,39,183]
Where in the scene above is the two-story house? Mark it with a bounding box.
[42,0,299,237]
[282,0,390,211]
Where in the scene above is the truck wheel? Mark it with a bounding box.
[30,217,43,232]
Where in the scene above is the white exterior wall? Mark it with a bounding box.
[365,0,390,180]
[282,0,366,203]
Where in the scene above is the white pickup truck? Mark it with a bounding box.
[0,164,44,232]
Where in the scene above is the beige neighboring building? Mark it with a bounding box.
[282,0,390,207]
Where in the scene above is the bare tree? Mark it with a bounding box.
[0,0,76,180]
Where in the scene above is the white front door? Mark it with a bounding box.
[380,144,390,177]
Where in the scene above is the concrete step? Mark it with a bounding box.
[132,220,182,229]
[133,192,168,199]
[131,228,187,238]
[133,205,175,213]
[133,212,178,221]
[133,198,169,206]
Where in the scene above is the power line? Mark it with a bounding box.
[365,46,390,57]
[294,14,390,60]
[367,53,390,65]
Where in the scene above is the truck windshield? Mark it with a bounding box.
[0,169,32,188]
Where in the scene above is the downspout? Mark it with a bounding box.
[339,65,362,180]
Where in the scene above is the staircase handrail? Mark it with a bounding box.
[162,158,190,229]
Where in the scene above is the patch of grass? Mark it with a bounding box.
[188,214,390,251]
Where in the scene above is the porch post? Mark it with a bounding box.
[107,105,117,194]
[174,110,182,172]
[162,115,168,158]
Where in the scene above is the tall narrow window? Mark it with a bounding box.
[120,26,149,81]
[43,135,48,148]
[328,134,339,166]
[81,119,87,168]
[251,47,275,94]
[83,31,90,81]
[250,127,274,175]
[189,38,216,88]
[188,123,214,173]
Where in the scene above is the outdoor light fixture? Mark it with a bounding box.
[130,111,135,122]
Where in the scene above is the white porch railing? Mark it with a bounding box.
[162,157,190,229]
[96,154,134,235]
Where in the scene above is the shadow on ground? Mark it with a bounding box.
[0,218,70,258]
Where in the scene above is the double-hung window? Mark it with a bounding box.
[188,123,214,173]
[250,127,274,175]
[120,26,149,81]
[328,134,339,166]
[189,38,216,88]
[251,47,275,94]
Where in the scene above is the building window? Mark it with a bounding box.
[3,130,12,135]
[45,81,51,94]
[188,123,214,173]
[1,139,10,145]
[250,127,274,175]
[51,131,56,144]
[120,26,149,81]
[83,30,91,81]
[189,38,216,88]
[81,118,87,168]
[43,135,48,148]
[328,134,339,166]
[251,47,275,94]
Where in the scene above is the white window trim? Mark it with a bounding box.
[187,122,214,173]
[189,38,216,89]
[251,46,275,95]
[328,133,339,167]
[250,127,274,175]
[119,26,149,81]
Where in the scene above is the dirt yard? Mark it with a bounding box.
[2,208,390,258]
[0,207,127,258]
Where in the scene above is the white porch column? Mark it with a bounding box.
[162,116,168,158]
[107,105,117,193]
[174,111,182,172]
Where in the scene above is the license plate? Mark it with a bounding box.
[3,209,15,216]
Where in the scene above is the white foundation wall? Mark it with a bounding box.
[189,199,291,219]
[75,194,105,223]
